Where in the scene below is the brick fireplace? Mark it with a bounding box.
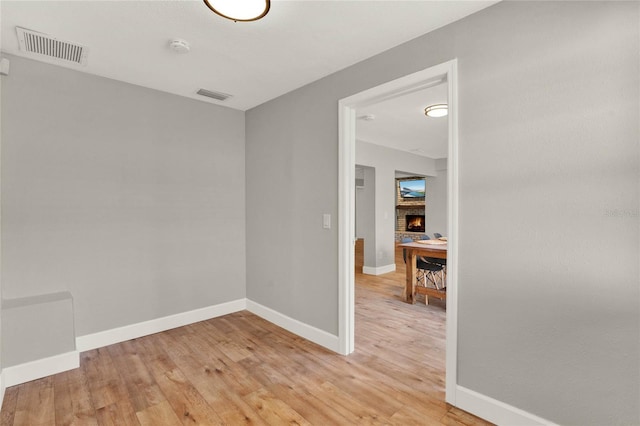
[397,208,426,233]
[405,214,426,232]
[395,177,426,241]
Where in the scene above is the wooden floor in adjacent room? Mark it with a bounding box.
[0,241,491,425]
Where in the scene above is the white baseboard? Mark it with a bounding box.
[362,263,396,276]
[246,299,340,353]
[0,298,340,395]
[76,298,247,352]
[3,351,79,388]
[456,385,559,426]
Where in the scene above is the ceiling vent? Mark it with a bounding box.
[196,88,232,101]
[16,27,88,66]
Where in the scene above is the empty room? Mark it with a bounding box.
[0,1,638,425]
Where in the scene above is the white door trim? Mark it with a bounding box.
[338,59,460,405]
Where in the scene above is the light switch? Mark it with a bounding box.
[323,213,331,229]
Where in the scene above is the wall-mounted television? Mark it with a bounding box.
[399,179,425,198]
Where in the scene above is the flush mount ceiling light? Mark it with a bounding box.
[424,104,448,118]
[203,0,270,22]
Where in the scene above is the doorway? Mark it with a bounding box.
[338,60,459,404]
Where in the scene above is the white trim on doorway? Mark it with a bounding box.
[338,59,460,405]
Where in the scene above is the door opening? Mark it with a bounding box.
[338,59,459,404]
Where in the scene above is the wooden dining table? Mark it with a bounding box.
[399,240,447,304]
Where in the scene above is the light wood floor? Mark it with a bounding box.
[0,241,491,425]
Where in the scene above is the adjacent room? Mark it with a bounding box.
[0,1,638,425]
[354,80,449,305]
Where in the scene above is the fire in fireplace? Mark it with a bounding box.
[406,215,425,232]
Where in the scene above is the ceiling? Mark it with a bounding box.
[1,1,496,161]
[0,0,497,112]
[356,82,448,159]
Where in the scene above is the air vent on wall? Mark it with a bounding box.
[16,27,88,66]
[197,88,232,101]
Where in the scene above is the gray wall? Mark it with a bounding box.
[245,2,639,425]
[425,159,447,238]
[1,55,246,338]
[355,166,375,267]
[356,140,437,176]
[2,292,75,366]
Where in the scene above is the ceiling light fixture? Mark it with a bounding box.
[424,104,448,118]
[202,0,270,22]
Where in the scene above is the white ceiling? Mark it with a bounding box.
[0,0,497,112]
[1,1,496,160]
[356,82,448,159]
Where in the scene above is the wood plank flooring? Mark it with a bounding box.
[0,241,492,425]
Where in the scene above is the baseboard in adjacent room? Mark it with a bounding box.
[455,385,559,426]
[362,263,396,276]
[3,351,80,388]
[76,298,247,352]
[246,299,340,353]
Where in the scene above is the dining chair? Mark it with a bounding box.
[401,238,444,293]
[421,251,446,290]
[419,260,445,291]
[422,257,446,290]
[415,235,447,291]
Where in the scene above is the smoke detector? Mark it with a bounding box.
[169,39,190,54]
